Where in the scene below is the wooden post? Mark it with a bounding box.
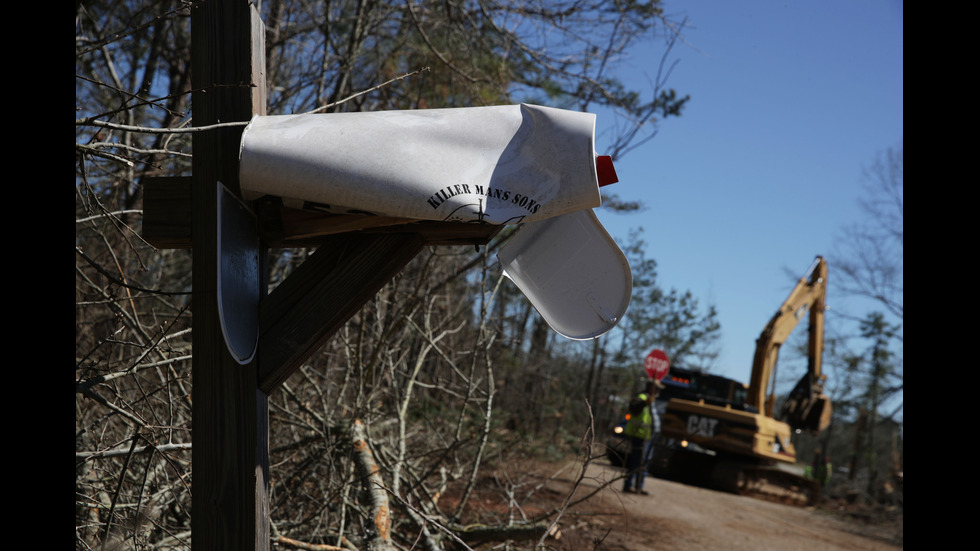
[190,1,268,549]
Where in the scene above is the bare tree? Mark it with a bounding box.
[828,142,903,415]
[803,143,904,511]
[833,143,903,322]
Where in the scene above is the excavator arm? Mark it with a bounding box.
[746,256,832,433]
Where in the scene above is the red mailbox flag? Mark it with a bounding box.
[645,349,670,381]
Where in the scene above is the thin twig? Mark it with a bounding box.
[75,247,192,296]
[384,489,476,551]
[309,67,432,113]
[76,442,192,462]
[76,118,249,133]
[535,400,611,548]
[100,430,142,550]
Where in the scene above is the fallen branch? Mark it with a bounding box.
[536,400,604,548]
[351,419,395,551]
[450,521,554,546]
[270,520,359,551]
[273,535,347,551]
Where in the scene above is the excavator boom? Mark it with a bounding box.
[748,256,831,433]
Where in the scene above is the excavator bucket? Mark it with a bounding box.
[782,389,833,433]
[804,394,833,433]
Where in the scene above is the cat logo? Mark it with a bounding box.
[686,415,720,438]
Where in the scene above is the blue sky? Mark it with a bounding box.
[591,1,903,383]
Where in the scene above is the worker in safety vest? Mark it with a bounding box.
[622,379,664,495]
[813,449,832,490]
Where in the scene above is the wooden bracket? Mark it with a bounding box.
[143,177,503,249]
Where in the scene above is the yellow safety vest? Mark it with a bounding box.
[623,393,653,440]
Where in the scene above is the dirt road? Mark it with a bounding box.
[533,461,903,551]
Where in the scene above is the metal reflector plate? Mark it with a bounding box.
[217,182,259,364]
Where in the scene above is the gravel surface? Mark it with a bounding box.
[528,460,903,551]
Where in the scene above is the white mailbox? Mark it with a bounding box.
[239,103,631,339]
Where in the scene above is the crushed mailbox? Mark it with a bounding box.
[239,103,631,339]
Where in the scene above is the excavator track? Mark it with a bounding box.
[653,448,819,506]
[726,463,820,506]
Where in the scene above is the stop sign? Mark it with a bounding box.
[645,349,670,381]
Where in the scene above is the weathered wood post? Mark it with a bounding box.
[189,1,268,548]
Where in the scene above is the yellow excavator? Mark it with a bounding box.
[656,256,832,504]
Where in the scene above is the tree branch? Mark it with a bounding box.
[351,419,395,551]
